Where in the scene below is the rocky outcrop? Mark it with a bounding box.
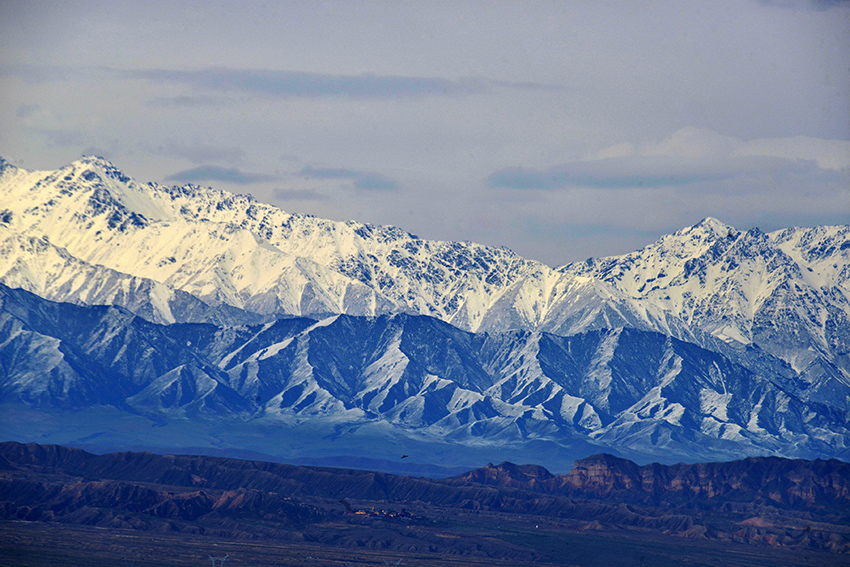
[559,453,850,510]
[1,441,848,554]
[450,452,850,513]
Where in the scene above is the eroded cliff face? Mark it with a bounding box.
[0,476,328,530]
[561,453,643,493]
[448,461,556,491]
[2,442,849,555]
[555,453,850,509]
[451,451,850,512]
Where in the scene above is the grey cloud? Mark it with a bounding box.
[488,155,820,190]
[165,165,277,185]
[491,79,564,93]
[16,104,38,119]
[142,141,244,165]
[273,188,329,201]
[353,172,397,191]
[0,64,84,82]
[128,67,490,100]
[144,95,231,108]
[3,64,558,100]
[299,165,397,191]
[299,165,360,179]
[759,0,850,11]
[36,128,85,148]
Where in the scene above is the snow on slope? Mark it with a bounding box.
[1,285,846,464]
[0,156,680,339]
[0,225,222,325]
[562,218,850,410]
[0,157,403,319]
[1,156,848,412]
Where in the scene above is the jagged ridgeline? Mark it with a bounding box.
[0,156,848,469]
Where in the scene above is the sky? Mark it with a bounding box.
[1,0,848,267]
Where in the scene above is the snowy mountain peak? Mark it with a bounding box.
[0,157,35,188]
[0,156,15,175]
[685,216,735,238]
[74,154,119,168]
[0,156,849,466]
[659,217,735,256]
[0,156,848,416]
[64,155,132,184]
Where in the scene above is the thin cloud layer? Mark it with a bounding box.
[273,187,329,202]
[143,141,244,165]
[489,129,848,191]
[488,155,821,190]
[3,63,557,101]
[165,165,277,185]
[144,95,231,108]
[1,1,847,265]
[128,68,491,100]
[299,165,397,191]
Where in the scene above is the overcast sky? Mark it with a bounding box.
[1,1,848,266]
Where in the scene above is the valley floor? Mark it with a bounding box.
[1,513,846,567]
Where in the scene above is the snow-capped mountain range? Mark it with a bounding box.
[0,156,848,468]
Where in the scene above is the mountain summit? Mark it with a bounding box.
[0,157,848,468]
